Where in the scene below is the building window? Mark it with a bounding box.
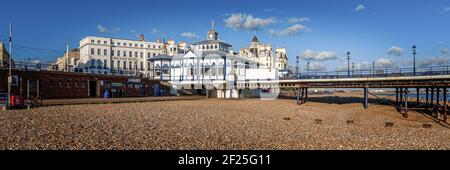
[111,42,115,45]
[147,62,151,71]
[135,44,138,47]
[134,52,138,57]
[147,53,151,58]
[104,59,107,69]
[97,49,101,55]
[117,42,121,46]
[49,78,55,86]
[130,51,133,57]
[117,60,120,69]
[90,48,95,55]
[67,80,71,88]
[140,52,143,58]
[91,40,95,43]
[104,49,107,56]
[58,79,62,87]
[97,40,101,44]
[74,80,78,88]
[129,61,132,70]
[140,62,143,71]
[140,44,143,48]
[153,53,156,57]
[123,51,127,57]
[111,60,114,69]
[129,43,132,47]
[104,41,107,45]
[117,50,120,57]
[153,45,156,48]
[111,50,114,56]
[123,61,127,70]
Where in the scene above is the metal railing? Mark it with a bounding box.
[292,65,450,79]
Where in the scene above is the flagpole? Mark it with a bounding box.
[7,21,12,109]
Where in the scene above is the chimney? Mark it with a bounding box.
[139,34,145,41]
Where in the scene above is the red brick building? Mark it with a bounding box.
[0,69,160,100]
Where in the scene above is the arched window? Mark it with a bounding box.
[202,45,205,50]
[214,44,218,49]
[206,45,209,50]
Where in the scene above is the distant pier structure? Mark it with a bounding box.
[278,65,450,122]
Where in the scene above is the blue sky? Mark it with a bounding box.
[0,0,449,71]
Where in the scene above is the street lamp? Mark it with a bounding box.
[307,61,310,76]
[296,56,299,78]
[412,45,417,76]
[347,51,351,78]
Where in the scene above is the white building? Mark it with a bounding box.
[239,36,289,77]
[168,23,279,99]
[77,34,186,78]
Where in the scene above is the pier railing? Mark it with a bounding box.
[294,65,450,79]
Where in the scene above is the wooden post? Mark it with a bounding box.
[296,86,300,105]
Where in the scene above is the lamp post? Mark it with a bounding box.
[7,21,12,109]
[347,51,351,78]
[307,61,310,77]
[412,45,417,76]
[296,56,299,78]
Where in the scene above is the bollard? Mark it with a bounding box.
[422,124,432,128]
[385,122,394,127]
[347,120,354,125]
[315,119,322,124]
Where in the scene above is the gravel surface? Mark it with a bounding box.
[1,95,450,150]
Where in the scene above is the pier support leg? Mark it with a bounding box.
[296,87,301,105]
[431,88,435,114]
[416,88,420,105]
[305,88,308,103]
[436,88,440,118]
[364,87,369,109]
[400,88,403,109]
[395,88,399,106]
[404,89,408,118]
[444,88,447,122]
[425,88,429,111]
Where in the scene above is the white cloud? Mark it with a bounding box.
[338,58,396,71]
[304,62,327,71]
[387,46,404,56]
[264,8,277,13]
[355,4,365,12]
[181,32,199,39]
[97,25,120,34]
[442,48,449,55]
[224,13,277,31]
[300,49,337,61]
[287,17,310,24]
[443,7,450,13]
[270,24,309,36]
[418,56,450,66]
[151,28,159,34]
[376,58,396,68]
